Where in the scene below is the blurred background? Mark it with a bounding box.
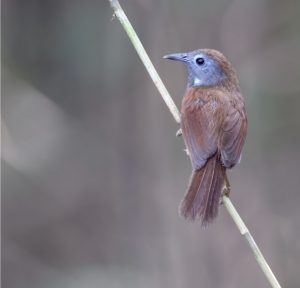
[2,0,300,287]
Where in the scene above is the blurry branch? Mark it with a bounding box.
[107,1,281,288]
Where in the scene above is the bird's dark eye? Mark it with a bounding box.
[196,57,205,65]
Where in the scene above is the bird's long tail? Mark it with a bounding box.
[179,153,226,225]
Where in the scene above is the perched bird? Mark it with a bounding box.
[164,49,247,225]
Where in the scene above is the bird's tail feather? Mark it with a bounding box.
[179,153,226,225]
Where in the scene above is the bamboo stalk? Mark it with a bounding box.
[107,1,281,287]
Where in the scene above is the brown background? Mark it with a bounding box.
[2,0,300,287]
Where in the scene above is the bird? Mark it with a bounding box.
[164,49,247,225]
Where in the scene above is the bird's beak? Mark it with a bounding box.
[163,53,188,62]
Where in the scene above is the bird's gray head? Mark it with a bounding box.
[164,49,235,89]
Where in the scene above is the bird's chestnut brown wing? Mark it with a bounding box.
[181,89,247,170]
[181,91,221,170]
[220,103,247,168]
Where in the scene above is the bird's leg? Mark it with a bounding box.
[220,173,231,205]
[223,173,231,196]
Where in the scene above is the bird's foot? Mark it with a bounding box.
[223,174,231,196]
[222,184,231,197]
[176,129,182,137]
[183,148,190,156]
[220,181,231,205]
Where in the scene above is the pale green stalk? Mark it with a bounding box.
[222,196,281,288]
[107,1,281,287]
[109,0,180,124]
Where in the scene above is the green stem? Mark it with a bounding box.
[222,196,281,288]
[107,1,282,287]
[109,0,181,124]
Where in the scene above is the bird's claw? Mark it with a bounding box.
[176,129,182,137]
[183,148,190,156]
[220,183,231,205]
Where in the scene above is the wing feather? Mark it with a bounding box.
[220,106,247,168]
[181,88,247,170]
[181,90,220,169]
